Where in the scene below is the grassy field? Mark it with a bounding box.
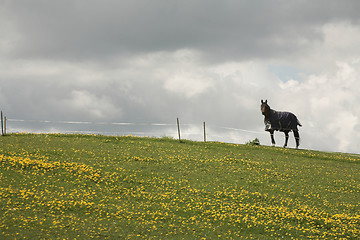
[0,134,359,239]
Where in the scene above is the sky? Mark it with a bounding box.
[1,0,360,153]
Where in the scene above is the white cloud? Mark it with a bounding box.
[297,21,360,72]
[68,90,121,119]
[150,49,215,98]
[277,59,360,153]
[322,22,360,56]
[163,73,214,98]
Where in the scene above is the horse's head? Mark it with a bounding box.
[261,99,270,117]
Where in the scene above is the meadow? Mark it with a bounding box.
[0,133,359,239]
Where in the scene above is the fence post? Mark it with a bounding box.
[1,111,3,136]
[203,121,206,142]
[177,118,181,142]
[4,116,6,135]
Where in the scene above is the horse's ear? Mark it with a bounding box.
[261,100,264,104]
[265,100,267,104]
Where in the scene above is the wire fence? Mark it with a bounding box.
[3,117,268,145]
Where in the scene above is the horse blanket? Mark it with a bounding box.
[265,110,299,132]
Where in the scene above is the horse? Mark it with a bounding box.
[261,100,302,148]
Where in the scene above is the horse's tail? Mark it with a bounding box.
[297,118,302,127]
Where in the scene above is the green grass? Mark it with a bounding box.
[0,133,359,239]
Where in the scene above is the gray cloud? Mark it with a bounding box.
[3,0,360,61]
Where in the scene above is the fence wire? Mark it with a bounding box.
[5,118,267,145]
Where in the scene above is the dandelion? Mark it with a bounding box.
[1,134,360,239]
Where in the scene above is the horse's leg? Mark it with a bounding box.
[283,130,289,148]
[293,130,300,149]
[269,130,275,146]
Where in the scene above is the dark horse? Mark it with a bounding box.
[261,100,302,148]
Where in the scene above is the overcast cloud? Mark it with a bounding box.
[1,0,360,153]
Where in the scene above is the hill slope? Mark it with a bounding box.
[1,134,359,239]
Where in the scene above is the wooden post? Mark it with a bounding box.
[203,121,206,142]
[4,116,6,135]
[177,118,181,142]
[1,111,3,136]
